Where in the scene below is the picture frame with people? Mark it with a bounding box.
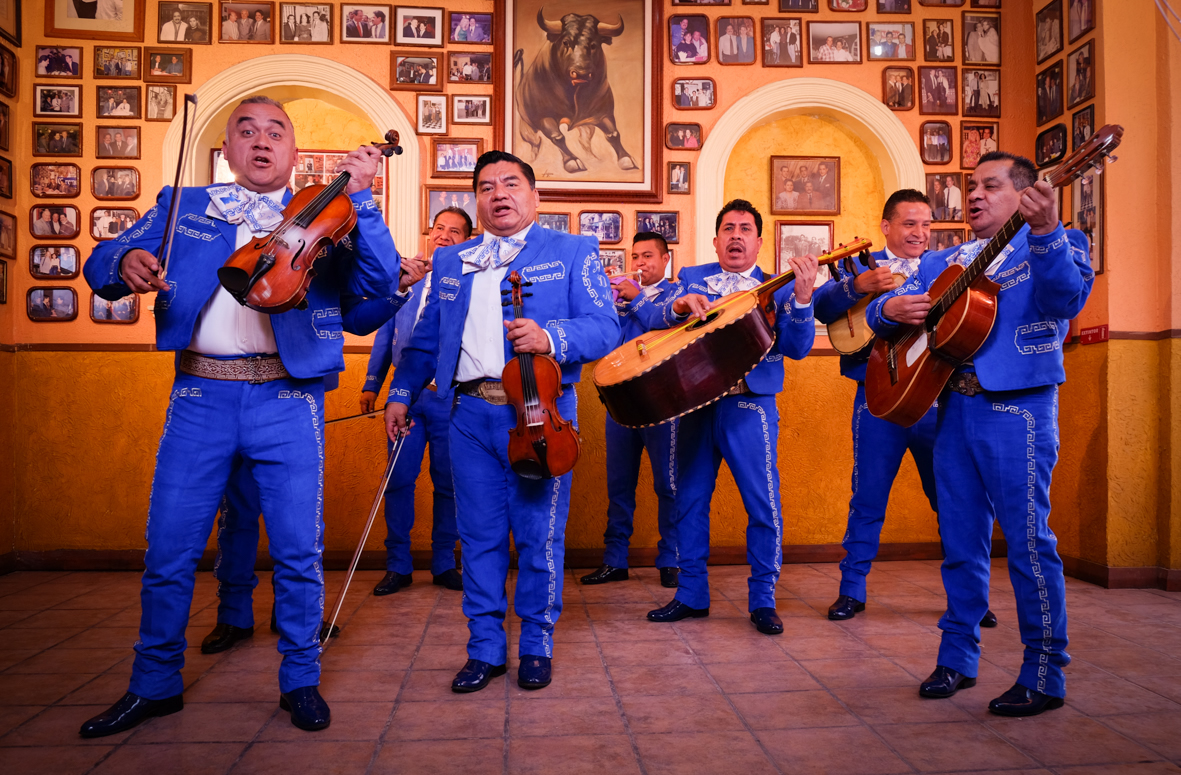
[422,186,477,234]
[218,3,276,43]
[922,19,954,62]
[665,123,703,150]
[807,21,861,63]
[416,94,446,134]
[31,163,81,198]
[158,2,213,43]
[769,156,841,215]
[34,85,82,118]
[761,18,803,67]
[578,211,623,245]
[92,167,141,200]
[45,0,145,42]
[918,66,957,115]
[390,51,442,91]
[882,67,915,111]
[1036,61,1063,125]
[146,85,177,121]
[961,11,1000,66]
[537,213,570,233]
[673,78,716,110]
[451,94,491,126]
[867,22,915,61]
[1067,0,1094,44]
[35,46,83,78]
[929,228,965,251]
[277,4,333,43]
[920,121,952,165]
[448,52,491,83]
[94,47,141,79]
[30,245,80,280]
[27,287,78,322]
[716,17,757,64]
[0,156,9,199]
[1072,168,1103,273]
[30,205,80,240]
[962,68,1000,118]
[926,172,964,222]
[775,221,832,276]
[1035,123,1067,169]
[447,11,492,44]
[670,15,711,64]
[1071,105,1094,151]
[96,86,141,119]
[0,211,14,260]
[960,121,998,169]
[95,126,141,160]
[143,47,193,83]
[668,161,691,195]
[1066,40,1094,109]
[341,4,392,42]
[394,6,444,47]
[91,208,141,241]
[1035,0,1063,64]
[91,292,141,324]
[430,137,483,178]
[33,123,83,157]
[635,211,679,244]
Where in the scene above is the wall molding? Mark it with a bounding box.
[1109,329,1181,341]
[1061,555,1181,591]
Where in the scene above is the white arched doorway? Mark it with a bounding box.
[161,54,420,250]
[695,77,925,255]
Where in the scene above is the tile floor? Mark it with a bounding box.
[0,560,1179,774]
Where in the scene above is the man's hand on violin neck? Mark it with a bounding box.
[337,146,384,195]
[504,318,552,354]
[119,248,170,293]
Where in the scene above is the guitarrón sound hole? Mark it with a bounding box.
[686,310,722,331]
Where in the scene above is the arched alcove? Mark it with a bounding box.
[161,54,420,250]
[695,77,925,258]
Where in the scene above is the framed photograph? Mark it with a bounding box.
[922,19,954,62]
[94,46,140,78]
[448,51,490,83]
[448,11,491,44]
[770,156,840,215]
[882,67,914,111]
[0,0,19,47]
[673,78,715,110]
[668,161,691,194]
[159,2,213,42]
[1072,104,1094,151]
[391,50,441,90]
[672,0,732,4]
[1036,61,1063,125]
[146,84,177,121]
[579,211,623,244]
[537,213,569,232]
[0,42,14,97]
[431,137,483,178]
[0,155,8,198]
[829,0,867,10]
[91,207,140,240]
[717,17,757,64]
[918,67,957,115]
[30,245,79,279]
[1036,0,1063,64]
[670,15,710,64]
[27,287,78,322]
[919,0,964,5]
[1035,123,1067,168]
[92,167,140,199]
[962,68,1000,117]
[422,185,477,234]
[452,94,491,125]
[1067,0,1094,43]
[0,210,14,258]
[599,248,626,275]
[33,122,82,156]
[34,84,81,118]
[778,0,818,9]
[775,221,832,276]
[808,21,861,63]
[342,4,392,42]
[878,0,912,11]
[31,163,80,197]
[666,122,702,150]
[95,126,140,159]
[218,3,275,42]
[930,228,965,251]
[1066,40,1094,109]
[96,85,140,118]
[35,46,83,78]
[144,47,193,83]
[0,102,8,150]
[1072,170,1102,273]
[867,22,915,60]
[91,292,141,324]
[416,93,446,133]
[761,18,803,67]
[46,0,145,42]
[926,172,964,221]
[961,121,998,168]
[30,205,80,239]
[290,150,388,214]
[744,0,770,5]
[971,0,1001,6]
[920,121,952,165]
[278,3,332,42]
[635,211,679,243]
[394,6,443,46]
[962,12,1000,65]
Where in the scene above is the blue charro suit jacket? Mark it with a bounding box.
[615,278,677,344]
[364,281,422,394]
[866,223,1093,392]
[84,185,399,380]
[388,224,620,405]
[650,262,816,397]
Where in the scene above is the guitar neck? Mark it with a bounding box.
[930,212,1025,323]
[754,245,864,300]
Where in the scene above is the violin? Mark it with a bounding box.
[501,271,581,480]
[217,130,403,314]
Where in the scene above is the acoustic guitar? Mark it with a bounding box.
[594,238,872,428]
[825,251,906,356]
[865,124,1123,427]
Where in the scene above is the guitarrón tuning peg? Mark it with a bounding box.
[523,292,533,298]
[523,281,534,287]
[501,301,511,307]
[500,289,511,295]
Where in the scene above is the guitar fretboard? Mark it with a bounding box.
[929,212,1025,327]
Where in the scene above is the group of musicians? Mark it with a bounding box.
[76,95,1092,739]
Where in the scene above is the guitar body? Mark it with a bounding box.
[826,273,907,356]
[865,264,1000,427]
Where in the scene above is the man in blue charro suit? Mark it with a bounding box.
[385,150,619,693]
[580,231,681,590]
[79,97,398,736]
[867,151,1093,716]
[813,189,999,629]
[644,199,818,637]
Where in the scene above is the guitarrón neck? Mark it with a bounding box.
[929,212,1025,325]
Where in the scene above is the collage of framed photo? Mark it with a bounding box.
[674,78,716,109]
[36,46,82,78]
[961,121,998,168]
[158,3,213,43]
[1036,123,1067,169]
[277,3,333,42]
[770,156,840,216]
[636,211,679,244]
[30,205,80,239]
[538,213,570,233]
[34,85,81,118]
[422,186,477,234]
[27,287,78,322]
[430,137,482,178]
[92,293,141,324]
[761,18,803,67]
[30,245,79,280]
[342,4,392,42]
[579,211,623,245]
[926,171,964,222]
[31,164,80,198]
[775,221,832,277]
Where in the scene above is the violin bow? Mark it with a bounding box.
[157,93,198,283]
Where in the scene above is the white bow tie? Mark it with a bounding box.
[207,184,285,233]
[705,271,760,296]
[459,236,526,274]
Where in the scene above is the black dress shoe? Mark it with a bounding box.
[988,683,1065,717]
[318,621,341,643]
[980,609,998,628]
[373,571,413,596]
[658,567,679,588]
[750,607,784,635]
[647,599,709,622]
[279,686,331,731]
[79,692,183,738]
[200,623,254,654]
[827,595,866,621]
[517,655,552,690]
[452,659,507,693]
[433,568,463,590]
[919,665,977,698]
[580,564,628,585]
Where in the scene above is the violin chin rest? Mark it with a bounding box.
[218,266,251,296]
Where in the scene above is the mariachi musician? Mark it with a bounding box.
[79,96,399,736]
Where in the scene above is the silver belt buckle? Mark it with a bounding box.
[246,356,268,384]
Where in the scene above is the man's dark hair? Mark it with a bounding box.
[632,230,669,256]
[434,205,473,238]
[472,150,536,193]
[978,151,1038,190]
[715,199,763,237]
[882,188,931,221]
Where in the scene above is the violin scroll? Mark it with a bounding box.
[371,130,403,157]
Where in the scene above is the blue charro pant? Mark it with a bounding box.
[603,415,679,570]
[839,384,938,602]
[674,394,782,612]
[449,389,576,665]
[212,461,262,629]
[131,373,327,699]
[934,386,1070,698]
[383,388,459,576]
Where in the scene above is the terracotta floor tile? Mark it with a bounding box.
[0,672,99,705]
[185,669,281,703]
[509,696,625,737]
[598,638,695,667]
[592,619,676,641]
[832,685,972,725]
[318,670,406,703]
[370,737,505,775]
[399,668,504,702]
[509,734,642,775]
[1066,675,1181,716]
[229,740,377,775]
[688,636,792,664]
[408,645,473,671]
[6,646,129,675]
[1073,647,1181,679]
[635,730,777,775]
[1100,711,1181,761]
[508,662,614,699]
[579,585,661,604]
[317,642,420,672]
[620,693,746,735]
[705,661,821,694]
[797,657,919,689]
[757,726,913,774]
[0,704,134,747]
[0,704,42,737]
[2,626,82,652]
[583,602,665,621]
[877,720,1036,772]
[0,743,115,774]
[8,608,123,629]
[780,634,878,660]
[1053,766,1181,775]
[386,698,505,740]
[987,711,1162,766]
[59,673,134,706]
[91,742,247,775]
[608,664,721,697]
[856,632,944,658]
[128,701,276,744]
[56,626,140,650]
[209,644,284,673]
[730,690,861,730]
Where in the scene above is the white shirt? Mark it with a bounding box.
[945,185,962,213]
[883,246,923,279]
[187,187,286,356]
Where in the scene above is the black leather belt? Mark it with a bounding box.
[947,372,985,397]
[456,379,508,405]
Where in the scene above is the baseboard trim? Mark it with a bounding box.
[1061,555,1181,590]
[0,552,16,574]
